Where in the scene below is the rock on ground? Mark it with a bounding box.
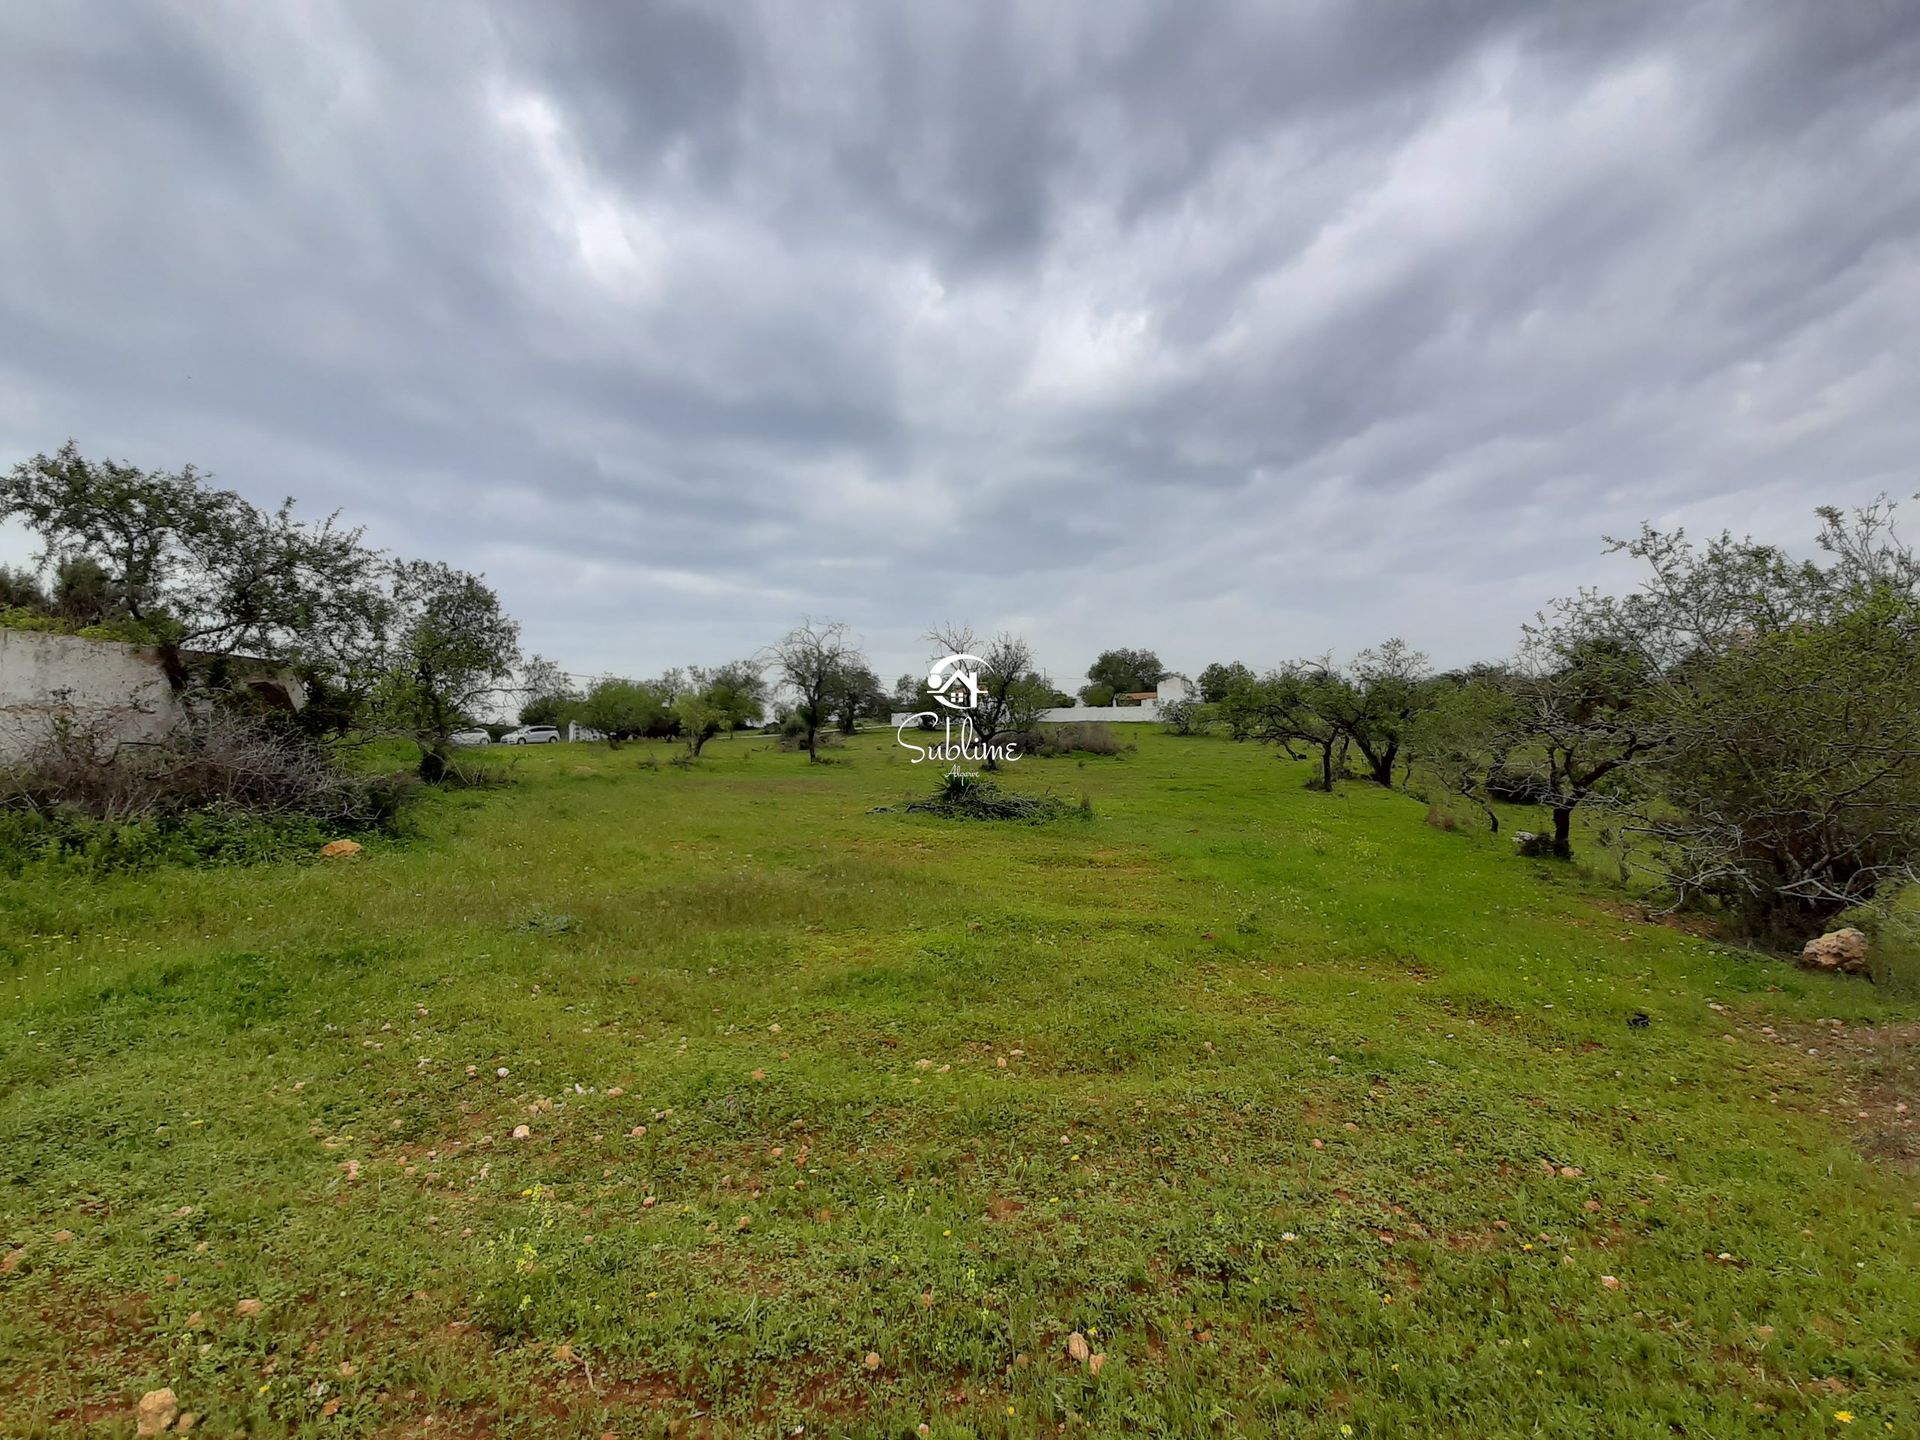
[1799,927,1869,976]
[135,1388,178,1436]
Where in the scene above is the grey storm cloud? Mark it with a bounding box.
[2,1,1917,688]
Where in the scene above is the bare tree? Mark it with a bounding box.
[924,625,1053,771]
[768,619,862,762]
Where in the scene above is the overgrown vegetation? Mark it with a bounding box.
[1201,500,1920,946]
[0,714,410,875]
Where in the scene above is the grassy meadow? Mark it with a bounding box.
[2,730,1917,1438]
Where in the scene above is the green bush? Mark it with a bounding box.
[1836,884,1920,997]
[0,805,338,877]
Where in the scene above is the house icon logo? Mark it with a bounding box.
[927,652,986,711]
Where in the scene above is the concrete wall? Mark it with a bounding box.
[0,628,185,763]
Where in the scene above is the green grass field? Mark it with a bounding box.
[3,731,1916,1438]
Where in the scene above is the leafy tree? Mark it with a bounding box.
[50,555,125,628]
[1077,682,1116,707]
[575,678,670,748]
[2,441,380,688]
[1498,632,1657,857]
[892,672,940,730]
[769,619,863,762]
[0,564,45,610]
[1406,675,1523,832]
[1313,639,1436,787]
[517,655,581,728]
[1575,500,1920,937]
[674,661,766,755]
[1198,661,1254,704]
[380,560,521,778]
[1083,647,1166,698]
[694,660,768,732]
[825,662,889,734]
[1219,664,1347,790]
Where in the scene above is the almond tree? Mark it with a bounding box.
[925,624,1054,770]
[769,619,863,762]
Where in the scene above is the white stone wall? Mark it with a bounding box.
[0,628,186,763]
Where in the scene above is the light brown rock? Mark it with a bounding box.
[1799,927,1869,976]
[318,839,364,859]
[135,1387,179,1436]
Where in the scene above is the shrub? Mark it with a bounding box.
[1028,723,1130,758]
[1835,885,1920,997]
[894,769,1086,822]
[0,714,410,875]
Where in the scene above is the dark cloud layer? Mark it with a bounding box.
[3,1,1916,687]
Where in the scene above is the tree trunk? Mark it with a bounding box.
[1552,805,1573,858]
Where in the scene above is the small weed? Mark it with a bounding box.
[519,906,581,936]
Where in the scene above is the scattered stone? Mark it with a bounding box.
[234,1299,264,1317]
[1088,1353,1107,1376]
[496,1067,510,1078]
[1601,1275,1622,1291]
[52,1230,75,1243]
[1799,928,1869,976]
[1066,1332,1090,1364]
[318,839,363,860]
[512,1125,531,1140]
[135,1388,179,1437]
[735,1214,752,1231]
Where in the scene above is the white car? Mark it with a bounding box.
[500,725,562,745]
[449,729,492,747]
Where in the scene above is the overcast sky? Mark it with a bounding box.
[3,2,1917,689]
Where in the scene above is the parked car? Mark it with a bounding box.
[449,728,492,747]
[500,725,562,745]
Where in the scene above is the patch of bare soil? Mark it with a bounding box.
[1765,1018,1920,1168]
